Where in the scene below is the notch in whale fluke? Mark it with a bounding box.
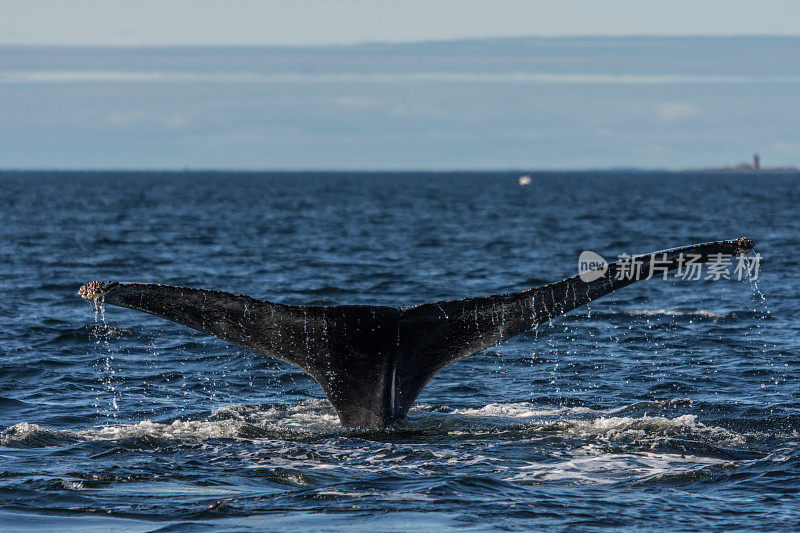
[77,237,755,429]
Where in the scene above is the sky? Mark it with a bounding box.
[2,0,800,46]
[1,2,799,170]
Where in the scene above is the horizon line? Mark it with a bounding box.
[2,166,798,174]
[2,33,799,50]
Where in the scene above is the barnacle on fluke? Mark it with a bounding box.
[733,237,755,254]
[78,281,117,300]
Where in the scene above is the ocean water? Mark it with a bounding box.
[0,171,798,531]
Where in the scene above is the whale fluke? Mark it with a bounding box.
[78,237,754,429]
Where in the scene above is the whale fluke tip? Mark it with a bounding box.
[78,281,118,300]
[734,237,755,254]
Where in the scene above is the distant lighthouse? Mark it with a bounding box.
[752,153,760,170]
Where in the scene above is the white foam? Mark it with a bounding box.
[452,402,594,419]
[85,418,243,441]
[432,400,742,444]
[545,413,704,438]
[0,421,74,445]
[320,489,433,501]
[0,400,741,449]
[624,309,729,319]
[0,401,760,488]
[510,444,731,484]
[447,398,693,420]
[0,400,340,445]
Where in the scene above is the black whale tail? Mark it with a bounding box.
[78,237,754,429]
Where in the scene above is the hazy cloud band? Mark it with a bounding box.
[3,70,799,85]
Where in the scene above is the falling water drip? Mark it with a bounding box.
[571,282,577,311]
[745,260,779,392]
[90,296,120,417]
[303,309,311,356]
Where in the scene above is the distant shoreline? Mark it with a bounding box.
[1,168,798,174]
[678,167,800,173]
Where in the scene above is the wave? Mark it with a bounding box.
[508,445,733,485]
[568,308,760,321]
[450,398,692,419]
[0,400,341,447]
[441,402,743,445]
[0,398,747,448]
[623,308,732,319]
[2,399,787,489]
[49,325,138,344]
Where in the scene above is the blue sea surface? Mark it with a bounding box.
[0,171,798,531]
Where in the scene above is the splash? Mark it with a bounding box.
[742,253,782,394]
[0,400,340,446]
[89,296,120,417]
[0,399,741,445]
